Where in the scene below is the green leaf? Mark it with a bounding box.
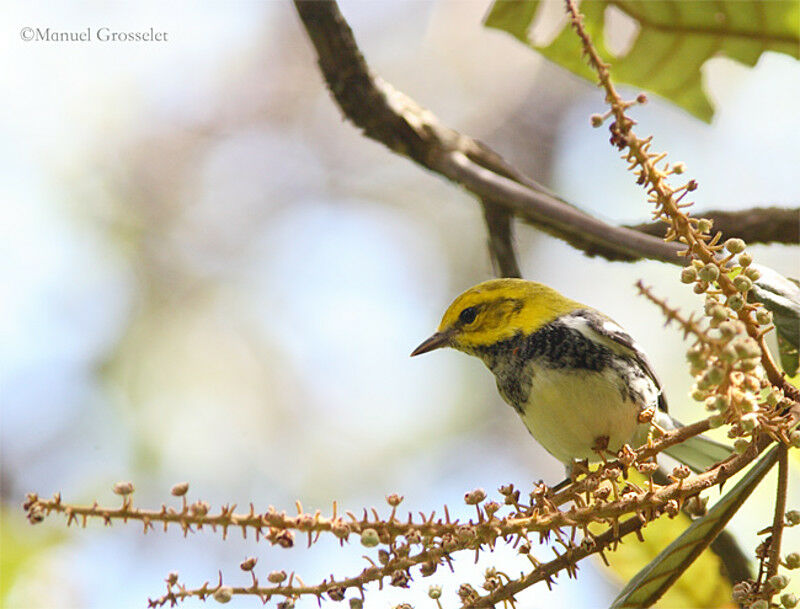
[484,0,800,121]
[751,265,800,376]
[594,474,732,608]
[609,446,779,608]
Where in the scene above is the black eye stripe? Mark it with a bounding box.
[459,306,478,324]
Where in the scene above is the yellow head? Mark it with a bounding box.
[411,279,583,356]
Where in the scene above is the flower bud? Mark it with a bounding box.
[734,275,753,293]
[385,493,404,507]
[708,414,726,428]
[740,413,758,432]
[782,593,798,608]
[464,488,487,505]
[744,267,761,281]
[360,528,380,548]
[213,586,233,604]
[734,439,750,454]
[738,253,752,267]
[756,309,773,325]
[113,481,134,496]
[171,482,189,497]
[769,574,790,591]
[268,570,287,584]
[787,510,800,525]
[680,267,698,283]
[725,238,746,254]
[785,553,800,569]
[727,294,744,310]
[699,264,719,282]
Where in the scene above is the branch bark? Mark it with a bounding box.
[292,0,797,270]
[627,206,800,248]
[482,199,522,278]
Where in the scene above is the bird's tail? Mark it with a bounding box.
[655,412,732,472]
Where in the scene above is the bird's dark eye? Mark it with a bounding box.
[459,306,478,325]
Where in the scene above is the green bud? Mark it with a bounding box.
[785,553,800,569]
[714,395,731,411]
[708,414,726,428]
[740,358,760,371]
[698,264,720,282]
[428,586,442,600]
[740,413,758,432]
[734,275,753,292]
[734,337,761,359]
[782,593,798,609]
[750,600,769,609]
[590,114,604,128]
[744,267,761,281]
[734,439,750,454]
[680,267,698,284]
[719,344,738,363]
[718,321,738,339]
[706,367,726,386]
[725,238,746,254]
[740,394,757,413]
[727,294,745,310]
[693,281,709,294]
[696,218,712,232]
[769,574,790,591]
[349,599,364,609]
[360,528,380,548]
[756,309,773,325]
[738,252,753,267]
[696,376,713,391]
[687,345,705,366]
[789,431,800,448]
[213,586,233,604]
[710,305,728,321]
[787,510,800,525]
[766,390,782,407]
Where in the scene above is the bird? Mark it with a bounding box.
[411,278,730,483]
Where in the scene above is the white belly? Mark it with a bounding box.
[518,365,651,464]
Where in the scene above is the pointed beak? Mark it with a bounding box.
[410,331,451,357]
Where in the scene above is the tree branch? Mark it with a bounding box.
[482,199,522,278]
[764,445,789,592]
[293,0,687,265]
[627,207,799,248]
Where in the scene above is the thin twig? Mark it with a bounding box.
[765,445,789,588]
[482,199,522,278]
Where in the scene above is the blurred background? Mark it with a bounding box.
[2,1,799,608]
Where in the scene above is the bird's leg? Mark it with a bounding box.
[591,434,611,464]
[552,459,590,492]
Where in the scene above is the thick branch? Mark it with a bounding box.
[628,207,799,247]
